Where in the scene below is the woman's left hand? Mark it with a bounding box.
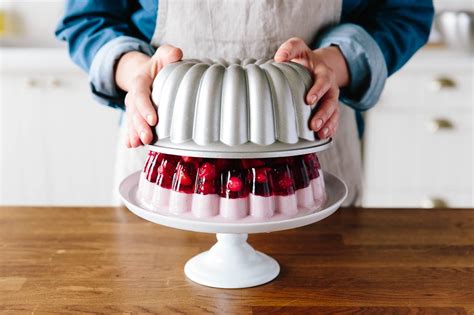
[274,38,350,139]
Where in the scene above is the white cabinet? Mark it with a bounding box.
[0,48,121,205]
[363,48,474,208]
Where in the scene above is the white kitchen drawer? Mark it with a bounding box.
[363,188,473,208]
[364,108,473,194]
[0,49,121,206]
[380,66,473,111]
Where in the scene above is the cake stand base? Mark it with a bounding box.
[184,233,279,289]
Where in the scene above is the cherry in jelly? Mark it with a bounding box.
[145,152,164,183]
[195,161,218,195]
[143,151,156,173]
[291,156,310,190]
[271,164,296,196]
[242,158,266,169]
[172,161,197,194]
[219,168,249,199]
[302,153,320,180]
[249,167,273,197]
[156,154,179,189]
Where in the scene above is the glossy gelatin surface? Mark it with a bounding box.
[138,152,326,222]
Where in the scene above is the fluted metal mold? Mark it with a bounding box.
[151,59,318,151]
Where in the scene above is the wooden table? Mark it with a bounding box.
[1,207,473,314]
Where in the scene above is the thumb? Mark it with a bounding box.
[274,37,310,63]
[154,44,183,68]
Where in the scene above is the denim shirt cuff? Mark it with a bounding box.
[89,36,155,110]
[315,23,388,111]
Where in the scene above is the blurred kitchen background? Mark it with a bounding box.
[0,0,473,208]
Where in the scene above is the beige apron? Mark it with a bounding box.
[115,0,362,206]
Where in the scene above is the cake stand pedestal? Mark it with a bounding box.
[120,171,347,289]
[184,233,279,288]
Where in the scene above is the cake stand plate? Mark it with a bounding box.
[119,171,347,288]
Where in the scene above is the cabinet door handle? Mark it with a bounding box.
[431,76,457,91]
[50,79,61,88]
[426,118,454,132]
[25,78,39,88]
[422,197,448,209]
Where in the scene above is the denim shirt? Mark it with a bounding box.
[56,0,434,135]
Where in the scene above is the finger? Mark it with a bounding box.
[128,125,142,148]
[125,137,131,148]
[309,88,339,132]
[318,106,339,139]
[125,112,141,148]
[274,37,310,63]
[132,112,153,145]
[306,67,334,105]
[133,75,157,126]
[155,44,183,68]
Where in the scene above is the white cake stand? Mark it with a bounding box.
[120,171,347,289]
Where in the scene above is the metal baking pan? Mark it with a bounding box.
[150,59,330,157]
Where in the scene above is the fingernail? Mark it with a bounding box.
[315,119,323,130]
[322,127,329,137]
[309,95,317,105]
[146,114,154,125]
[140,131,146,141]
[277,51,288,60]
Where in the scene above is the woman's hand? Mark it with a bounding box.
[274,38,350,139]
[115,45,183,148]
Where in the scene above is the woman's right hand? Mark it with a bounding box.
[115,45,183,148]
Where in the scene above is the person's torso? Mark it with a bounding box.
[131,0,366,51]
[152,0,341,59]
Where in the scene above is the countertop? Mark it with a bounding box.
[1,207,473,313]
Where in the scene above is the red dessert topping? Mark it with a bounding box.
[291,157,310,189]
[195,161,218,195]
[182,156,202,166]
[227,176,243,192]
[271,165,296,196]
[302,154,320,179]
[177,169,193,186]
[256,171,267,183]
[198,162,217,180]
[215,159,233,172]
[219,169,249,199]
[142,153,321,199]
[242,158,265,169]
[172,162,197,194]
[277,175,293,189]
[249,167,273,197]
[196,181,216,195]
[155,156,179,189]
[146,153,162,183]
[143,151,157,173]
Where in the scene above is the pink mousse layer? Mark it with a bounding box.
[138,175,155,205]
[311,174,326,204]
[276,194,298,215]
[169,191,193,214]
[139,172,327,220]
[219,197,249,219]
[151,185,171,211]
[296,185,314,208]
[191,194,219,218]
[249,194,276,219]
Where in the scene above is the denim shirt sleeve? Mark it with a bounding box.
[341,0,434,76]
[316,0,434,112]
[55,0,155,109]
[89,37,155,109]
[315,23,387,112]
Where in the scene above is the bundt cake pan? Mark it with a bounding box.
[150,58,331,158]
